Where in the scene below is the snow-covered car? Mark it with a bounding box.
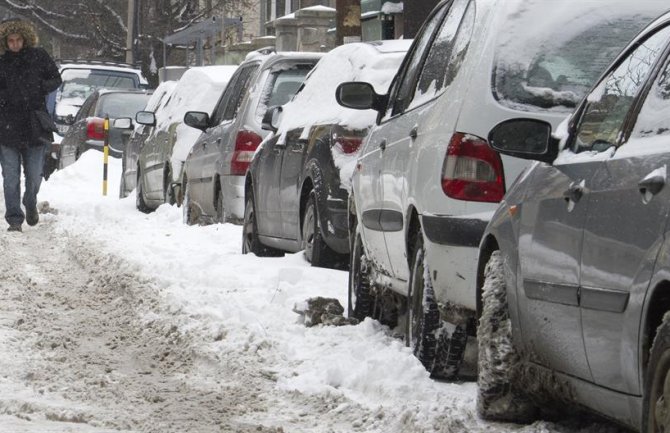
[119,80,177,198]
[55,62,148,136]
[243,40,411,268]
[181,51,322,225]
[58,89,151,168]
[134,65,238,213]
[477,11,670,431]
[336,0,665,379]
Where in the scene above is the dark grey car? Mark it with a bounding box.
[182,52,322,225]
[58,89,151,168]
[476,12,670,432]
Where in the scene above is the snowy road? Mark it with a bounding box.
[0,153,628,432]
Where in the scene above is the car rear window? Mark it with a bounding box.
[492,2,665,111]
[60,69,140,102]
[95,93,150,118]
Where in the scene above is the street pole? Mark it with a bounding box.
[336,0,362,45]
[126,0,136,64]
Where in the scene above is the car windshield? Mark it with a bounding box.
[493,1,664,111]
[95,93,150,118]
[59,69,139,102]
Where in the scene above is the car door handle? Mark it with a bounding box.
[379,139,387,151]
[563,181,584,203]
[639,173,665,197]
[409,126,418,140]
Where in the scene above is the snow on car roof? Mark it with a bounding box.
[275,39,412,140]
[59,63,148,83]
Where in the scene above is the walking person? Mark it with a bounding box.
[0,19,61,232]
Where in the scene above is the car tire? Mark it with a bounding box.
[242,192,283,257]
[348,228,374,321]
[216,188,225,224]
[182,180,198,225]
[163,166,176,206]
[407,234,440,372]
[136,168,152,214]
[477,250,536,422]
[119,173,127,199]
[643,315,670,432]
[302,191,335,267]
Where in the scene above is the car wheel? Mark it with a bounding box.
[215,188,225,224]
[407,233,440,372]
[644,315,670,432]
[136,168,152,214]
[119,174,127,199]
[182,180,198,225]
[242,192,283,257]
[477,250,536,422]
[302,191,334,267]
[348,228,374,321]
[163,167,176,206]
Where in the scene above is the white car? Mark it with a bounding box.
[336,0,666,378]
[54,62,148,135]
[134,65,238,212]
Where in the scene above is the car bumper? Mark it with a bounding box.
[84,140,123,158]
[222,175,245,222]
[322,196,349,254]
[422,215,488,247]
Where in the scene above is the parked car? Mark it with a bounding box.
[243,40,411,268]
[119,80,177,198]
[58,89,152,168]
[55,62,148,136]
[336,0,665,379]
[181,51,323,225]
[476,11,670,431]
[134,65,238,213]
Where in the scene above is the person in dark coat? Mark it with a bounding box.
[0,19,61,232]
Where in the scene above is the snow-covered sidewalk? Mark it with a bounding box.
[0,152,622,432]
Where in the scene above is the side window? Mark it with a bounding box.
[222,65,258,122]
[632,51,670,139]
[572,26,670,153]
[411,0,473,108]
[77,95,96,121]
[210,70,242,125]
[386,3,450,117]
[254,65,313,122]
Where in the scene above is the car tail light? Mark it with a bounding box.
[441,132,504,203]
[231,130,262,176]
[334,136,363,154]
[86,118,105,140]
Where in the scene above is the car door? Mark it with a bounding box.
[356,2,451,279]
[187,66,250,216]
[381,0,474,283]
[578,27,670,394]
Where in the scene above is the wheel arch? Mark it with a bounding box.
[299,177,315,236]
[476,234,500,320]
[642,280,670,381]
[405,205,421,269]
[213,173,222,209]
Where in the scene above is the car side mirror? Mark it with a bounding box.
[488,119,558,164]
[113,117,133,129]
[336,82,382,111]
[262,106,282,133]
[63,114,75,125]
[183,111,210,131]
[135,111,156,126]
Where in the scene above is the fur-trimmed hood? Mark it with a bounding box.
[0,19,38,53]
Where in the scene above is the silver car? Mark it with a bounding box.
[477,11,670,431]
[181,51,323,225]
[336,0,664,380]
